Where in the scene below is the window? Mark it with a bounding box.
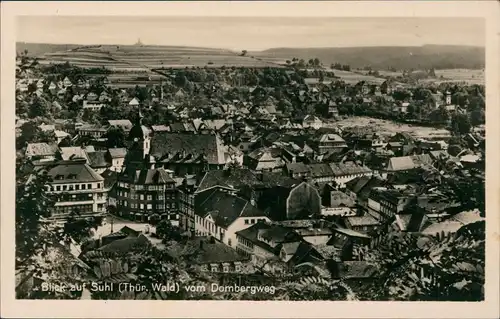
[56,186,61,191]
[75,185,80,190]
[97,183,101,189]
[147,195,152,200]
[131,203,137,209]
[140,203,144,210]
[211,265,218,272]
[131,194,137,200]
[244,219,249,225]
[251,219,255,224]
[140,194,144,200]
[81,184,86,190]
[157,204,164,210]
[228,239,232,247]
[158,195,164,200]
[124,201,128,207]
[63,185,67,191]
[235,264,241,272]
[147,204,152,210]
[166,203,171,208]
[87,184,92,189]
[223,265,229,273]
[69,185,74,191]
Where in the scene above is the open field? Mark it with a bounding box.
[329,116,452,140]
[35,44,280,70]
[330,70,386,85]
[431,69,485,85]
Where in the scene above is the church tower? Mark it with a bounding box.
[125,105,152,169]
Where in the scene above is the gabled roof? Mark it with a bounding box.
[98,234,150,254]
[195,189,266,229]
[387,154,433,171]
[25,143,59,157]
[119,168,175,185]
[129,97,140,106]
[59,147,90,162]
[196,168,261,193]
[87,151,109,168]
[150,132,226,165]
[108,148,127,159]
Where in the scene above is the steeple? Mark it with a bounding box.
[136,104,144,125]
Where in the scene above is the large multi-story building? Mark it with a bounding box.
[113,109,180,224]
[46,159,107,219]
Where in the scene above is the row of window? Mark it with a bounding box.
[50,183,102,192]
[56,193,105,202]
[200,264,241,273]
[52,204,93,215]
[118,200,177,210]
[117,183,174,190]
[237,237,254,248]
[117,191,176,200]
[244,218,266,225]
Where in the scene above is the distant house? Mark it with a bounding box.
[83,100,106,111]
[245,147,285,173]
[87,150,110,174]
[166,237,251,274]
[194,188,271,248]
[344,215,381,234]
[76,124,107,140]
[108,119,133,133]
[62,77,73,87]
[316,134,348,154]
[25,143,59,161]
[128,97,140,107]
[107,148,127,172]
[386,154,434,172]
[302,115,323,130]
[59,146,90,162]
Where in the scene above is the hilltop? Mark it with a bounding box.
[16,42,279,70]
[252,45,485,70]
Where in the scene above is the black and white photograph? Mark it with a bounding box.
[2,1,500,318]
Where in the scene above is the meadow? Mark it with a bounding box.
[37,45,278,70]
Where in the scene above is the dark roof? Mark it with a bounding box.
[119,168,175,185]
[196,189,266,228]
[308,163,334,178]
[286,162,310,174]
[108,148,127,158]
[196,168,261,193]
[101,169,118,188]
[150,132,225,165]
[166,238,249,264]
[345,176,371,194]
[329,162,372,177]
[169,122,186,132]
[47,161,104,183]
[87,151,109,168]
[98,234,150,253]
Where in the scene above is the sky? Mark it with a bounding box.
[17,16,485,51]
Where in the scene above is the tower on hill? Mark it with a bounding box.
[135,38,143,46]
